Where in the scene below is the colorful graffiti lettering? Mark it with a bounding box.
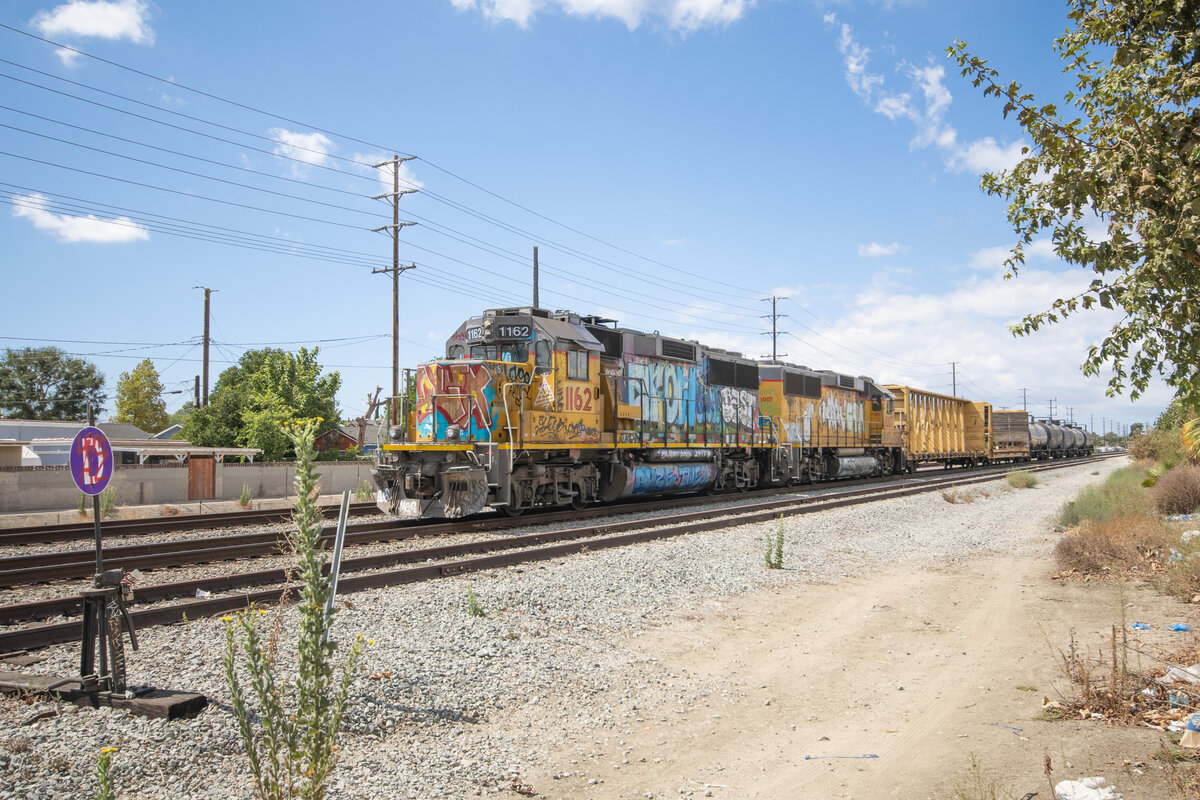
[415,363,495,440]
[629,463,717,494]
[622,358,758,444]
[819,390,865,435]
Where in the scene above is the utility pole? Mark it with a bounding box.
[951,362,957,397]
[1067,406,1074,425]
[194,375,200,409]
[371,155,418,424]
[1020,388,1028,412]
[192,286,215,407]
[533,246,539,309]
[1049,398,1057,422]
[760,296,788,363]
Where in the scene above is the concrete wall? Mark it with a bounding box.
[0,461,376,513]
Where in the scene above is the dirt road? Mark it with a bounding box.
[527,525,1194,798]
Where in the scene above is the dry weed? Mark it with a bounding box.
[1154,464,1200,516]
[942,490,977,504]
[1053,515,1174,576]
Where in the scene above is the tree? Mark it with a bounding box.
[182,347,341,460]
[114,358,169,433]
[0,347,105,420]
[949,0,1200,402]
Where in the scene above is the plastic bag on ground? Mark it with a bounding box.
[1157,664,1200,685]
[1054,777,1122,800]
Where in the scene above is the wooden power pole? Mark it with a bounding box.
[371,155,418,423]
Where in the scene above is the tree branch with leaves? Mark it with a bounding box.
[948,0,1200,402]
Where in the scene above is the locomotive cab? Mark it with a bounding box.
[375,308,607,517]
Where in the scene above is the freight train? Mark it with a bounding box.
[372,307,1094,518]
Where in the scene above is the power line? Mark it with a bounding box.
[0,29,761,298]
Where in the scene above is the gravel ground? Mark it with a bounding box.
[0,458,1124,799]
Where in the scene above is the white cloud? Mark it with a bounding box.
[31,0,153,65]
[270,129,336,174]
[11,193,150,243]
[352,152,425,193]
[449,0,751,33]
[858,241,903,258]
[969,239,1057,272]
[948,137,1027,173]
[824,14,1027,176]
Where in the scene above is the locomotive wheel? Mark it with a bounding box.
[502,502,524,517]
[570,492,587,511]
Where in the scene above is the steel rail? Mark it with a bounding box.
[0,501,381,546]
[0,455,1105,586]
[0,455,1115,651]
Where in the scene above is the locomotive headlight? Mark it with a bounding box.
[388,425,402,441]
[445,424,462,441]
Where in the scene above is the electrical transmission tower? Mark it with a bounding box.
[761,296,788,363]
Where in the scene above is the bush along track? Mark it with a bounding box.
[1048,452,1200,784]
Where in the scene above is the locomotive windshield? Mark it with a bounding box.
[468,342,529,362]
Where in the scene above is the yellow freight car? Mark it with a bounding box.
[884,385,991,470]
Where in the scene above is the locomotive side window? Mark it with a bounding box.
[535,340,552,368]
[567,349,588,380]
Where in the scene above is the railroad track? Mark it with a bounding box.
[0,456,1101,586]
[0,455,1116,653]
[0,501,381,546]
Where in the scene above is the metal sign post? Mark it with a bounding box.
[70,420,113,585]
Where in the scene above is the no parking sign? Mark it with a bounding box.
[70,426,113,496]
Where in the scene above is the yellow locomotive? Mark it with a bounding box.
[373,307,906,518]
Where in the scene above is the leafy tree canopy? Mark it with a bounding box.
[0,346,105,420]
[949,0,1200,402]
[181,347,341,460]
[114,358,169,433]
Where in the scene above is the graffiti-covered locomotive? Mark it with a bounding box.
[373,307,905,518]
[372,306,1095,519]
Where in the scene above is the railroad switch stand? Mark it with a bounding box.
[78,569,139,694]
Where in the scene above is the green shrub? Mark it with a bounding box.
[1058,466,1153,528]
[1128,425,1185,465]
[352,478,373,503]
[99,486,117,517]
[223,419,362,800]
[1006,470,1038,489]
[237,482,253,510]
[467,585,486,618]
[1153,464,1200,516]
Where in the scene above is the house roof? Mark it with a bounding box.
[0,419,152,441]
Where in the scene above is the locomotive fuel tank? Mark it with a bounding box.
[601,461,719,501]
[827,455,878,478]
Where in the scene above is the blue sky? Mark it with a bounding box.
[0,0,1170,433]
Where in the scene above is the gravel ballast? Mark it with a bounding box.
[0,458,1125,799]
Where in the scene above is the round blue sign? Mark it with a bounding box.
[70,426,114,496]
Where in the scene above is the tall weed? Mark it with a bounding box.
[223,419,362,800]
